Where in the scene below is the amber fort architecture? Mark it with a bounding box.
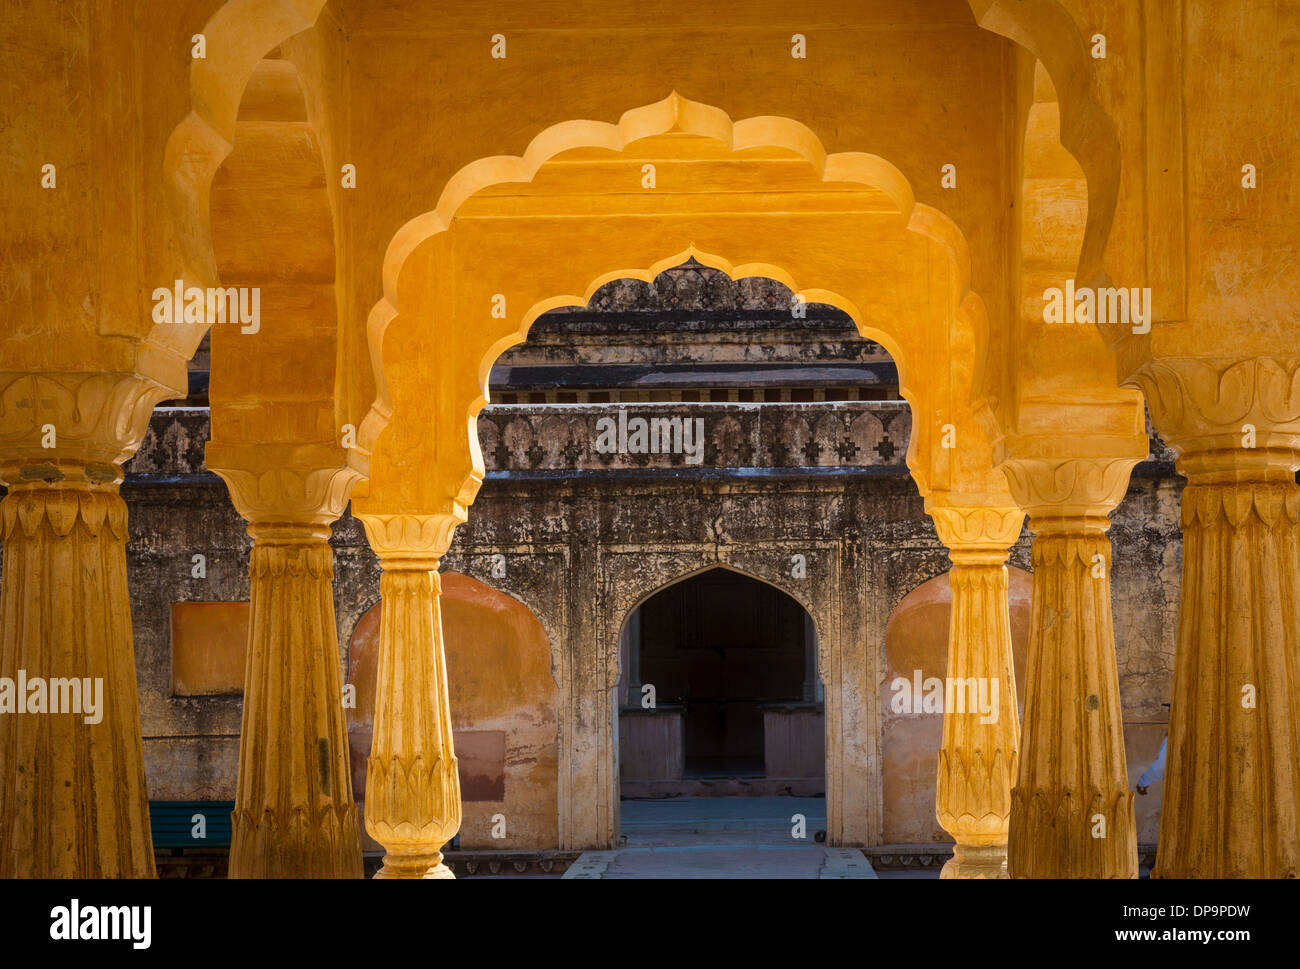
[1,0,1298,881]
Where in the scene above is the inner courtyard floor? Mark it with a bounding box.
[566,797,887,879]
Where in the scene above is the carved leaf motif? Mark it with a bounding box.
[212,462,360,523]
[358,512,463,560]
[0,371,177,474]
[1130,356,1300,441]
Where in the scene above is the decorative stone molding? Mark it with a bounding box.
[547,261,803,315]
[928,503,1024,553]
[359,511,463,566]
[476,402,911,473]
[999,455,1140,518]
[128,407,210,475]
[443,852,579,877]
[867,847,952,870]
[206,451,360,528]
[0,485,130,543]
[130,404,1174,479]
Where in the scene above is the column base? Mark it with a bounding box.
[942,843,1008,879]
[376,851,455,879]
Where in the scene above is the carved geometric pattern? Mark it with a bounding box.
[475,404,913,471]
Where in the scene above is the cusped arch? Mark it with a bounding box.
[158,0,331,364]
[353,94,1003,528]
[489,245,909,397]
[163,1,1126,385]
[474,244,919,475]
[355,94,982,448]
[966,0,1123,291]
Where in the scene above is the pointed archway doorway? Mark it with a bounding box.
[617,566,828,850]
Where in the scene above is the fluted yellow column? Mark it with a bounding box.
[0,477,156,877]
[356,513,462,879]
[209,455,364,878]
[0,372,170,877]
[1001,457,1139,878]
[928,503,1025,878]
[1135,357,1300,877]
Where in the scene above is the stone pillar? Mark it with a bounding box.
[355,513,462,878]
[211,459,363,878]
[1001,457,1139,878]
[1134,357,1300,877]
[0,477,155,877]
[0,372,170,877]
[928,503,1024,878]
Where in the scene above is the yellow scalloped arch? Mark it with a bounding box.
[357,92,986,475]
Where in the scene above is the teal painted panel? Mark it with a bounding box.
[150,801,235,848]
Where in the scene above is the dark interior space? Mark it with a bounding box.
[637,569,808,776]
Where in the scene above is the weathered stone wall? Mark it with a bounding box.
[114,402,1183,849]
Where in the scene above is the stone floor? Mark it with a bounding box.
[564,796,902,879]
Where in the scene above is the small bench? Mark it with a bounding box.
[150,801,235,849]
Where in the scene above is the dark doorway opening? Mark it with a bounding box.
[617,568,823,796]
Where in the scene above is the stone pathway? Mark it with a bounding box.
[564,796,878,879]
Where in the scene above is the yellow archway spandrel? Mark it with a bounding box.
[351,97,1017,527]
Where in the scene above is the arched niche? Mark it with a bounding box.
[880,566,1032,844]
[345,572,560,850]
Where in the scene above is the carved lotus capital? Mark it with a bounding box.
[206,443,360,528]
[0,371,179,485]
[1128,355,1300,464]
[356,511,465,566]
[999,456,1139,518]
[926,501,1025,554]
